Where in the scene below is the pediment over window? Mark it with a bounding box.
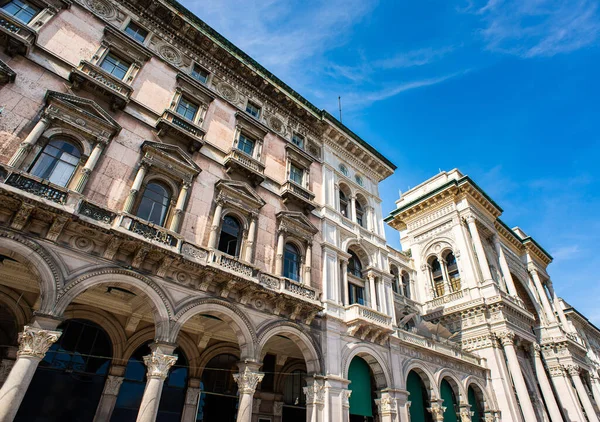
[141,141,200,183]
[44,91,121,141]
[277,211,318,242]
[235,111,269,139]
[215,179,265,213]
[103,26,152,64]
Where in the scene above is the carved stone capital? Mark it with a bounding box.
[458,406,473,422]
[232,366,264,395]
[143,351,178,380]
[273,401,283,416]
[565,364,580,377]
[495,331,515,347]
[532,343,541,357]
[102,375,124,396]
[548,365,565,377]
[303,379,325,405]
[428,402,446,421]
[17,326,61,359]
[341,389,352,408]
[375,392,396,415]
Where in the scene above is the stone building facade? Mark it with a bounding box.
[0,0,597,421]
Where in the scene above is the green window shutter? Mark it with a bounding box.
[468,387,482,422]
[441,380,458,422]
[348,357,373,417]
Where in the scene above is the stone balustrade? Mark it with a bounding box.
[396,328,482,366]
[345,303,393,329]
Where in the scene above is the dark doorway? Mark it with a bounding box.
[197,354,239,422]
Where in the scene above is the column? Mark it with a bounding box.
[207,200,224,249]
[75,141,106,193]
[466,216,494,283]
[181,378,201,422]
[548,365,586,421]
[123,163,149,213]
[375,391,397,422]
[8,115,51,168]
[341,259,349,305]
[590,375,600,412]
[0,322,61,422]
[169,181,190,232]
[304,242,312,285]
[567,365,600,422]
[93,370,125,422]
[387,282,397,324]
[349,195,356,222]
[368,272,378,310]
[496,331,538,421]
[546,280,571,330]
[232,363,264,422]
[494,236,518,296]
[531,345,563,422]
[458,404,472,422]
[439,255,452,293]
[275,230,285,276]
[529,269,558,325]
[396,390,410,422]
[136,344,178,422]
[244,213,258,262]
[341,389,352,422]
[427,400,445,422]
[304,377,325,422]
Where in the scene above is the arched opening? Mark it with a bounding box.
[429,257,445,297]
[197,353,239,422]
[136,181,172,227]
[468,385,485,422]
[401,271,411,298]
[444,252,461,292]
[512,273,541,325]
[16,319,112,421]
[29,138,82,187]
[348,356,378,422]
[406,370,432,422]
[355,198,366,228]
[390,265,399,294]
[283,243,301,282]
[112,341,189,422]
[440,378,459,422]
[339,185,350,218]
[348,250,366,306]
[218,215,242,257]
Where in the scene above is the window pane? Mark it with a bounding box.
[176,97,199,121]
[245,102,260,118]
[29,139,80,187]
[292,134,304,149]
[2,0,40,24]
[124,21,148,43]
[191,64,208,84]
[237,134,255,156]
[100,53,130,80]
[284,243,300,281]
[289,164,303,185]
[136,182,171,226]
[218,216,240,257]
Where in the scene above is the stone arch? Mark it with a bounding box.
[464,377,492,412]
[0,285,33,330]
[341,343,391,389]
[436,369,466,403]
[221,208,250,232]
[62,305,127,361]
[402,360,437,398]
[257,321,322,374]
[54,268,174,341]
[142,173,181,201]
[122,326,155,363]
[172,298,256,360]
[42,126,93,157]
[196,343,240,379]
[0,232,63,313]
[345,241,372,268]
[421,236,455,263]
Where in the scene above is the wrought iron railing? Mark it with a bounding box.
[79,201,115,224]
[5,173,67,204]
[128,219,177,247]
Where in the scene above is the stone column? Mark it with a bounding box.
[458,404,472,422]
[305,242,312,285]
[341,389,352,422]
[275,230,286,276]
[375,391,397,422]
[341,259,349,305]
[427,400,446,422]
[368,272,378,311]
[546,280,571,330]
[531,345,563,422]
[567,365,600,422]
[496,331,538,421]
[169,181,190,232]
[396,390,410,422]
[232,363,264,422]
[590,375,600,411]
[304,377,325,422]
[181,378,201,422]
[0,323,61,422]
[136,344,178,422]
[548,365,586,421]
[244,213,258,263]
[494,236,518,296]
[529,269,557,325]
[93,371,125,422]
[123,163,149,213]
[439,255,452,293]
[207,199,224,249]
[349,195,356,222]
[466,216,494,283]
[75,141,106,193]
[8,115,51,168]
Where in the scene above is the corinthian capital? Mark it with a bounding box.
[17,326,62,359]
[565,364,580,377]
[532,343,542,357]
[233,366,264,394]
[303,378,325,405]
[495,331,515,347]
[427,402,446,421]
[459,407,473,422]
[143,351,178,380]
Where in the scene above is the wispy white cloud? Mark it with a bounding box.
[464,0,600,57]
[551,244,581,260]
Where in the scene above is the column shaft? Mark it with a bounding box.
[530,269,557,325]
[349,196,356,222]
[305,243,312,285]
[341,260,349,305]
[495,237,518,295]
[180,386,201,422]
[8,116,50,168]
[123,164,148,213]
[532,346,563,422]
[590,378,600,412]
[207,201,223,249]
[93,374,124,422]
[466,217,494,283]
[547,281,571,330]
[75,142,105,193]
[368,273,378,310]
[275,231,285,276]
[569,367,600,422]
[169,183,190,232]
[136,348,177,422]
[244,216,257,262]
[233,365,264,422]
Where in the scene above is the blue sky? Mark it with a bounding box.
[181,0,600,323]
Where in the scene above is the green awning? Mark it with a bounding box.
[348,357,373,417]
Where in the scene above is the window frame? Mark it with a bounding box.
[237,132,256,157]
[134,180,173,227]
[245,100,261,119]
[1,0,40,24]
[283,242,302,282]
[99,51,132,81]
[217,213,244,258]
[28,137,82,188]
[124,20,149,44]
[190,63,209,85]
[288,162,305,186]
[291,132,305,149]
[175,95,200,123]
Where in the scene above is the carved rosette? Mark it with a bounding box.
[303,379,325,405]
[427,403,446,422]
[143,351,178,380]
[17,326,62,359]
[103,375,124,396]
[232,367,264,394]
[495,331,515,347]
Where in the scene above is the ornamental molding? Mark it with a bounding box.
[215,180,266,213]
[375,392,397,414]
[276,210,318,243]
[232,367,264,394]
[303,379,325,405]
[428,402,446,421]
[494,331,515,347]
[341,389,352,408]
[102,375,124,395]
[17,326,61,359]
[143,351,178,379]
[141,141,200,182]
[459,407,473,422]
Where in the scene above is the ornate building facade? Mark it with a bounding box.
[0,0,597,421]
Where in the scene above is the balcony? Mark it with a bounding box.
[156,109,205,153]
[396,328,483,366]
[223,148,265,186]
[118,214,181,248]
[4,172,68,204]
[0,10,36,56]
[69,61,132,110]
[345,303,393,343]
[0,58,16,83]
[425,289,466,311]
[281,180,316,212]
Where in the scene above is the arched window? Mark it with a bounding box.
[218,215,242,257]
[401,271,411,298]
[348,251,365,306]
[390,265,399,294]
[283,243,301,281]
[445,252,461,291]
[348,251,363,278]
[430,257,445,297]
[136,181,171,226]
[339,189,349,218]
[355,200,365,228]
[29,138,81,187]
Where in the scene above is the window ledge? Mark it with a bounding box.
[281,180,315,212]
[69,60,132,110]
[0,9,37,56]
[156,109,206,153]
[223,147,265,186]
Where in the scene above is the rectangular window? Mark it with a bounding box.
[100,53,131,80]
[292,133,304,149]
[176,97,199,121]
[245,101,261,118]
[191,64,209,84]
[2,0,40,24]
[349,284,365,306]
[289,163,304,185]
[124,21,148,43]
[237,133,255,156]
